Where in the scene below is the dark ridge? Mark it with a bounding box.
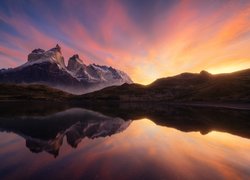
[0,83,72,101]
[80,68,250,103]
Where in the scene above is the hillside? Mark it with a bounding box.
[79,69,250,103]
[0,83,72,101]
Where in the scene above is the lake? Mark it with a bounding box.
[0,102,250,179]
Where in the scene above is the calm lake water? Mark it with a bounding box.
[0,102,250,179]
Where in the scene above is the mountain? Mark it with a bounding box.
[0,44,133,94]
[80,68,250,103]
[67,54,132,89]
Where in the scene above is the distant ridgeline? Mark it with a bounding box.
[80,68,250,103]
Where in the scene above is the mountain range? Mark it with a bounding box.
[1,68,250,104]
[0,44,250,103]
[0,44,132,94]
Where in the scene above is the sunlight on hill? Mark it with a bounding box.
[207,60,250,75]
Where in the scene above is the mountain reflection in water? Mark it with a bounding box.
[0,102,250,179]
[0,107,131,157]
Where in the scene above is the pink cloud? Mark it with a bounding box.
[0,0,250,84]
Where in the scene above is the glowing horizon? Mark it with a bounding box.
[0,0,250,84]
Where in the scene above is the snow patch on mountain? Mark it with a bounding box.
[23,44,67,70]
[67,54,133,84]
[0,44,133,94]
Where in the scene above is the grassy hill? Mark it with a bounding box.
[0,83,72,101]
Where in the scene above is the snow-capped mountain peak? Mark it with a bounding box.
[0,44,133,94]
[26,44,66,70]
[67,54,133,85]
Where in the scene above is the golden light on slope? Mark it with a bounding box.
[207,59,250,74]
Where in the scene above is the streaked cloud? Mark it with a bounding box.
[0,0,250,84]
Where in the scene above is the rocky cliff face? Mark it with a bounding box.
[0,44,133,94]
[67,54,133,85]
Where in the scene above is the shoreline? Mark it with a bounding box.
[1,99,250,110]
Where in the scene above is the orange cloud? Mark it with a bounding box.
[0,0,250,84]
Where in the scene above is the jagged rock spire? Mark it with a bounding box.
[71,54,79,59]
[28,49,45,62]
[67,54,84,71]
[55,44,61,53]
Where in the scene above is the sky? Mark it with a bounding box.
[0,0,250,84]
